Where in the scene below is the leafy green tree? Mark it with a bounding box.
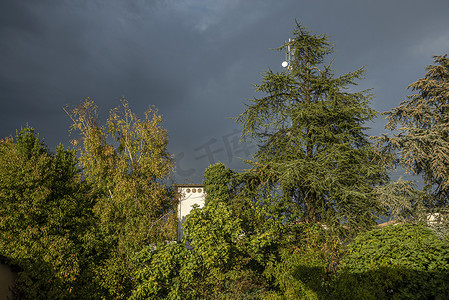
[381,55,449,206]
[181,164,274,298]
[130,163,285,299]
[235,23,385,229]
[66,99,176,298]
[0,125,93,299]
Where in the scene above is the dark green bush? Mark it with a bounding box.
[333,224,449,299]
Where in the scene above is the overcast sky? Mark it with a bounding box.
[1,0,449,183]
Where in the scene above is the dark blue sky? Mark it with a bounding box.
[1,0,448,183]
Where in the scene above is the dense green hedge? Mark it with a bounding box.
[333,224,449,299]
[262,224,449,299]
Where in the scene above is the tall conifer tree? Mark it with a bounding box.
[383,54,449,206]
[236,23,385,229]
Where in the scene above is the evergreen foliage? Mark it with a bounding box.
[381,55,449,203]
[235,23,386,229]
[375,178,428,223]
[378,54,449,236]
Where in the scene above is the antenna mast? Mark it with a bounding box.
[281,38,294,71]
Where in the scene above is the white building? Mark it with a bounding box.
[176,184,205,241]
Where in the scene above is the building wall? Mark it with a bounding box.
[177,185,205,241]
[0,263,15,300]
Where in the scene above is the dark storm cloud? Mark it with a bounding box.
[1,0,449,182]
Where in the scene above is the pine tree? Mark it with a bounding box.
[381,55,449,209]
[236,23,385,229]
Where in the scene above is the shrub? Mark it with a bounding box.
[264,224,341,299]
[334,224,449,299]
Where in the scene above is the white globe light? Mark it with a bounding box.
[281,61,289,68]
